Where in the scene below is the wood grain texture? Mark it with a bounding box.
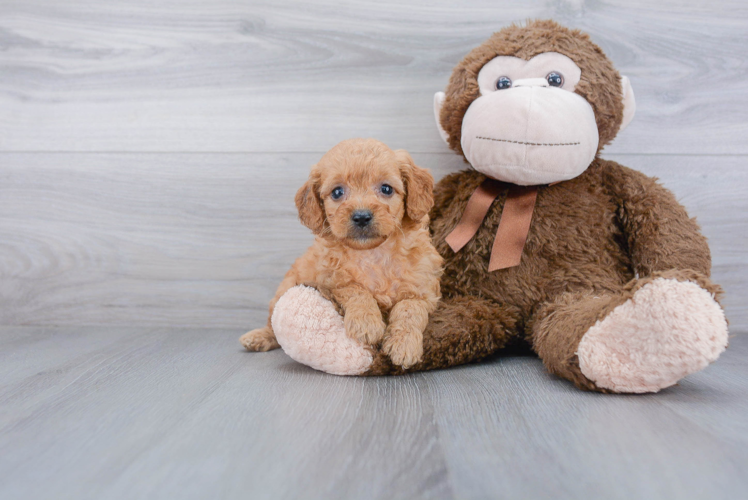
[1,152,745,332]
[0,326,746,500]
[0,0,747,154]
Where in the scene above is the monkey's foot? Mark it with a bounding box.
[272,285,374,375]
[577,278,728,393]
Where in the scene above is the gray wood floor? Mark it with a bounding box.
[1,327,747,500]
[1,1,747,498]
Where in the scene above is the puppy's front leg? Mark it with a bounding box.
[333,285,386,346]
[382,299,431,368]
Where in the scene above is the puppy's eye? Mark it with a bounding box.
[331,186,344,200]
[380,184,393,196]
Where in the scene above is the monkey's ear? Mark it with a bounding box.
[295,170,326,234]
[395,150,434,222]
[433,92,450,144]
[619,76,636,132]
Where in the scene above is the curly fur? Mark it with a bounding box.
[241,139,443,368]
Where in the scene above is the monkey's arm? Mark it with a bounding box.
[602,160,712,277]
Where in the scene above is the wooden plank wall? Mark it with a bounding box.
[1,0,746,332]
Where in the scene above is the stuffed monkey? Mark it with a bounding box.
[255,20,728,393]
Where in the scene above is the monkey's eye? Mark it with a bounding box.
[380,184,393,196]
[546,72,564,87]
[495,76,512,90]
[331,186,345,200]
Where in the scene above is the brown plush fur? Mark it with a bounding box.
[241,139,443,368]
[356,21,722,390]
[363,161,721,387]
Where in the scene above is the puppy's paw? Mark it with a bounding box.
[240,327,280,352]
[344,308,386,346]
[382,325,423,369]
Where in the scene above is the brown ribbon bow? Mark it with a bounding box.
[445,178,539,271]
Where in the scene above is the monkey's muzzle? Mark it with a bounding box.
[460,81,599,186]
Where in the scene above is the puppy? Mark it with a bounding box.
[240,138,443,368]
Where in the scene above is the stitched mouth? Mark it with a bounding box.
[476,136,580,147]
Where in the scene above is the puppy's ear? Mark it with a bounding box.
[295,168,326,234]
[395,149,434,222]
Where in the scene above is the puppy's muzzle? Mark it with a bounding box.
[351,210,373,229]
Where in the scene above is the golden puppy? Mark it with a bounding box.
[240,138,443,368]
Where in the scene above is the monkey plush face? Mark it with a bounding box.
[460,52,599,185]
[434,20,636,186]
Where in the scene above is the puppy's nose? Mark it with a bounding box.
[351,210,373,228]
